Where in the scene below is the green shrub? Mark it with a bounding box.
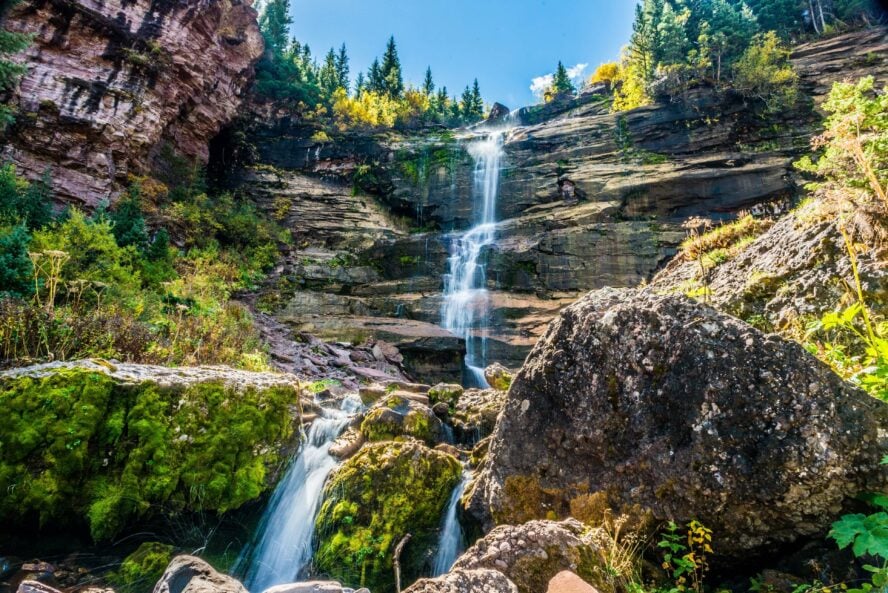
[0,223,32,297]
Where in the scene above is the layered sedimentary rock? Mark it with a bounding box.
[468,288,888,556]
[235,27,887,379]
[2,0,263,206]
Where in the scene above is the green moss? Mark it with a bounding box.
[111,542,174,593]
[0,369,298,541]
[315,441,461,592]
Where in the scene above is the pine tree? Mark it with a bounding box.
[460,85,474,120]
[367,58,383,93]
[354,72,366,95]
[746,0,804,38]
[435,86,448,115]
[110,192,148,250]
[380,36,404,97]
[258,0,292,58]
[0,223,33,298]
[335,43,350,92]
[656,3,691,67]
[470,79,484,118]
[423,67,435,96]
[550,62,575,98]
[319,47,340,99]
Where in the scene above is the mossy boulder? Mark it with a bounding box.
[0,367,299,541]
[314,440,462,593]
[359,394,442,445]
[483,363,513,391]
[113,542,175,593]
[428,383,463,407]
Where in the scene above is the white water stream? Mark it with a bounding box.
[431,471,471,576]
[441,131,507,386]
[236,397,361,593]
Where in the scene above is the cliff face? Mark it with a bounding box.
[232,28,888,380]
[2,0,263,207]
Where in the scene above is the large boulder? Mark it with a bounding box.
[153,556,246,593]
[404,569,518,593]
[469,288,888,556]
[449,520,603,593]
[314,441,462,593]
[359,392,443,445]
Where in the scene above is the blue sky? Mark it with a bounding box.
[288,1,638,108]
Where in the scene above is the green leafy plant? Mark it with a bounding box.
[657,520,713,593]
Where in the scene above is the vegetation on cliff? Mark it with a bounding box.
[0,368,298,541]
[584,0,878,112]
[0,159,288,368]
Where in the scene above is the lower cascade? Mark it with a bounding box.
[441,130,507,387]
[431,471,471,577]
[235,397,361,592]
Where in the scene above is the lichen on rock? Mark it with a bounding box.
[314,440,462,592]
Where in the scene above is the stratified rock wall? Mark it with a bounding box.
[2,0,263,206]
[236,27,887,379]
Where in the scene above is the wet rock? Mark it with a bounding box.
[451,388,507,445]
[260,582,343,593]
[429,383,464,406]
[432,402,450,417]
[329,427,365,460]
[547,571,600,593]
[359,383,389,405]
[484,364,513,391]
[16,582,61,593]
[451,520,603,593]
[153,556,246,593]
[470,288,888,557]
[404,568,518,593]
[487,103,512,123]
[360,393,443,445]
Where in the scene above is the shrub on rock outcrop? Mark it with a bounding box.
[468,288,888,557]
[314,440,462,592]
[0,368,298,540]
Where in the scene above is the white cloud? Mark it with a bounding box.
[530,63,590,99]
[567,63,589,81]
[530,73,554,98]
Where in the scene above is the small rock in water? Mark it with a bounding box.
[261,582,344,593]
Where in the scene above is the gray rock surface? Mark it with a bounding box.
[153,556,246,593]
[404,569,518,593]
[469,288,888,556]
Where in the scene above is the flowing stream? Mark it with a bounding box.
[431,471,471,576]
[441,130,507,386]
[235,397,360,593]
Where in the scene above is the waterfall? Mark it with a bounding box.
[235,397,361,593]
[431,471,471,576]
[441,131,506,387]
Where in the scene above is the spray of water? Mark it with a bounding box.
[441,131,507,386]
[235,397,361,592]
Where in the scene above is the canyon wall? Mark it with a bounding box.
[2,0,263,207]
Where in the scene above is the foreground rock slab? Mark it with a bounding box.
[547,571,600,593]
[404,569,518,593]
[469,288,888,556]
[153,556,246,593]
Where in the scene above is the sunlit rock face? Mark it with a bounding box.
[2,0,263,207]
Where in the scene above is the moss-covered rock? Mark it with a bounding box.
[428,383,463,407]
[314,440,462,593]
[113,542,175,593]
[359,393,442,445]
[0,368,299,541]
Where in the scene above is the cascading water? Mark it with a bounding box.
[235,397,361,593]
[431,471,471,576]
[441,131,506,387]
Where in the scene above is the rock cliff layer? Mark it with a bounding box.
[2,0,263,206]
[236,28,888,379]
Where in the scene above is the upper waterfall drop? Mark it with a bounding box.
[441,129,508,386]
